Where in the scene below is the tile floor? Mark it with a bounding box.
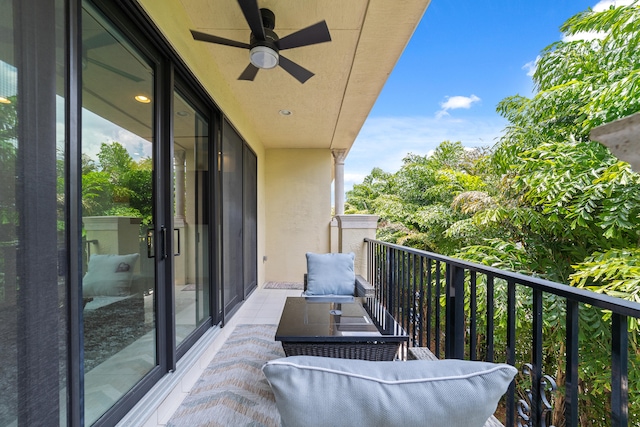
[119,287,301,427]
[228,287,302,326]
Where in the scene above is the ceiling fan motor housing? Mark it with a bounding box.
[259,8,276,30]
[250,28,279,51]
[249,9,279,70]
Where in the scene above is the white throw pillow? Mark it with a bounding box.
[305,252,355,295]
[263,355,517,427]
[82,253,139,297]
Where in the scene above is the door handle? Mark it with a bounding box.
[146,228,155,258]
[160,226,168,260]
[174,228,181,256]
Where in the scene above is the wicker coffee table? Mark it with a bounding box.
[275,296,408,361]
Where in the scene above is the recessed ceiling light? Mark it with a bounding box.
[176,110,190,117]
[0,96,11,104]
[135,95,151,104]
[279,109,292,116]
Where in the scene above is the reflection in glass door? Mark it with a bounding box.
[173,91,210,347]
[81,3,157,423]
[0,1,19,423]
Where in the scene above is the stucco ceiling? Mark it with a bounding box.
[176,0,430,152]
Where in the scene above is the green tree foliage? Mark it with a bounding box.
[346,141,493,253]
[346,3,640,424]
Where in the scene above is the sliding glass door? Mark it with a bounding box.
[243,145,258,298]
[3,0,260,423]
[81,3,158,423]
[221,120,258,317]
[173,89,211,348]
[221,120,243,315]
[1,0,66,424]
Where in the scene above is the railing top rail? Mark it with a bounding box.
[365,238,640,318]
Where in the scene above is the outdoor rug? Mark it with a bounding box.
[167,324,284,427]
[263,281,303,290]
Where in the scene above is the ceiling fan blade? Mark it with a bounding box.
[238,0,266,41]
[277,21,331,51]
[190,30,250,49]
[86,58,144,82]
[278,55,314,84]
[238,63,260,81]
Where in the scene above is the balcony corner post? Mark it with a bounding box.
[335,214,378,277]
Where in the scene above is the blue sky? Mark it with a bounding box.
[344,0,627,191]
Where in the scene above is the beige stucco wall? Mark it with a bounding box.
[138,0,267,287]
[265,148,333,282]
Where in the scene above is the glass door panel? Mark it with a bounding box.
[243,146,257,297]
[81,3,156,423]
[173,91,210,347]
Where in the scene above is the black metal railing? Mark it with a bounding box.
[365,238,640,427]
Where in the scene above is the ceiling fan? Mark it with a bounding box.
[190,0,331,83]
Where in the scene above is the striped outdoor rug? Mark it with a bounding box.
[263,281,303,290]
[167,324,284,427]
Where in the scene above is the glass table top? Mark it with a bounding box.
[275,297,407,342]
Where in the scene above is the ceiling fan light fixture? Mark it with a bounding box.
[250,46,279,69]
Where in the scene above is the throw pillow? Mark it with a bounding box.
[263,355,517,427]
[82,253,139,297]
[305,252,355,296]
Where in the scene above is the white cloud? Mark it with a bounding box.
[522,56,540,77]
[344,115,506,192]
[436,95,481,118]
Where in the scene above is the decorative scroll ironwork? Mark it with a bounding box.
[516,363,558,427]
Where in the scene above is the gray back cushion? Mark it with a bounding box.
[305,252,355,295]
[263,355,517,427]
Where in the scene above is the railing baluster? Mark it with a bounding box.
[426,258,432,351]
[565,299,579,427]
[435,261,441,358]
[401,251,407,333]
[532,288,543,427]
[386,246,393,323]
[486,275,494,363]
[406,252,410,336]
[418,256,425,347]
[395,249,401,326]
[446,264,465,360]
[397,250,402,329]
[470,270,477,361]
[611,313,628,427]
[411,253,417,346]
[408,253,412,344]
[506,280,516,426]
